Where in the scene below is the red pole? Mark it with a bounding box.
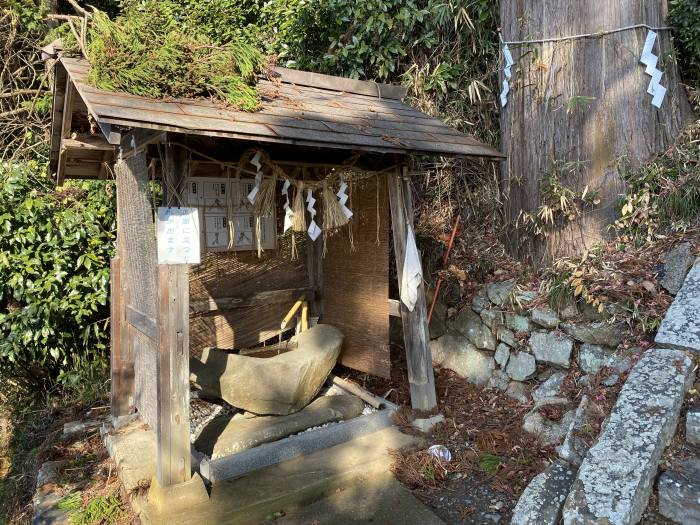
[427,214,461,323]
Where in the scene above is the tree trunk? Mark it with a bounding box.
[499,1,693,264]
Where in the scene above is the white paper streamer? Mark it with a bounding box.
[306,189,320,241]
[282,179,294,233]
[500,44,514,108]
[247,150,264,204]
[640,30,666,108]
[336,175,353,220]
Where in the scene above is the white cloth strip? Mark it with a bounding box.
[400,224,423,312]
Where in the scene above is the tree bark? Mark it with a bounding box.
[499,1,693,264]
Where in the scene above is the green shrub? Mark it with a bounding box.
[670,0,700,89]
[0,163,115,387]
[262,0,498,87]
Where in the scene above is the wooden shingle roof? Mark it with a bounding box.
[50,56,502,181]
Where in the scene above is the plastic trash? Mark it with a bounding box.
[428,444,452,462]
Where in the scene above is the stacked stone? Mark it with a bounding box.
[430,279,630,402]
[509,244,699,525]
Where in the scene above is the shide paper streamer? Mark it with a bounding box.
[336,175,353,221]
[640,30,667,108]
[282,178,294,233]
[247,150,263,204]
[500,44,514,108]
[306,188,321,241]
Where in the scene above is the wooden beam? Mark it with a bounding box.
[62,136,116,151]
[388,166,437,411]
[49,64,68,180]
[271,66,407,100]
[190,287,315,314]
[61,79,75,139]
[110,256,135,418]
[98,121,121,145]
[56,148,68,187]
[126,304,159,341]
[156,264,191,486]
[56,78,75,186]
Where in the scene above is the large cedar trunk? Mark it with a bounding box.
[499,1,693,264]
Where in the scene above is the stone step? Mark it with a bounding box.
[655,262,700,352]
[658,458,700,525]
[263,472,445,525]
[511,461,577,525]
[135,425,423,525]
[562,349,694,525]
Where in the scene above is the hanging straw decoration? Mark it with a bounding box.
[292,180,307,232]
[321,180,349,231]
[252,171,277,218]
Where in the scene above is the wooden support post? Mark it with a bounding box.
[388,166,437,411]
[155,138,192,487]
[110,256,134,417]
[156,264,191,486]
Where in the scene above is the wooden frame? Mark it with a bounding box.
[110,256,135,417]
[388,166,437,411]
[156,264,191,486]
[154,141,193,486]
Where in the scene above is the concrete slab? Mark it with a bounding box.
[135,426,422,525]
[201,409,396,483]
[264,473,445,525]
[147,473,209,514]
[562,349,694,525]
[104,421,157,491]
[656,262,700,352]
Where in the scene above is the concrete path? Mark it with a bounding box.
[264,473,444,525]
[135,426,433,525]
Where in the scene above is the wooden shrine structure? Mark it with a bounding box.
[47,53,502,493]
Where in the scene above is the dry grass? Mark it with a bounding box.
[341,352,555,497]
[37,424,139,525]
[0,388,138,525]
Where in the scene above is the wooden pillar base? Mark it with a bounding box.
[147,473,209,514]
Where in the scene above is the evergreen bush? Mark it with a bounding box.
[0,163,115,387]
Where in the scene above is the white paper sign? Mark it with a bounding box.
[157,207,201,264]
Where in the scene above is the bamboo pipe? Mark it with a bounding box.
[280,297,304,330]
[330,375,397,410]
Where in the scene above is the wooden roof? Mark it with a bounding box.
[49,56,502,182]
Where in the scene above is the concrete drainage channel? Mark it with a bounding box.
[193,374,399,483]
[199,406,396,483]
